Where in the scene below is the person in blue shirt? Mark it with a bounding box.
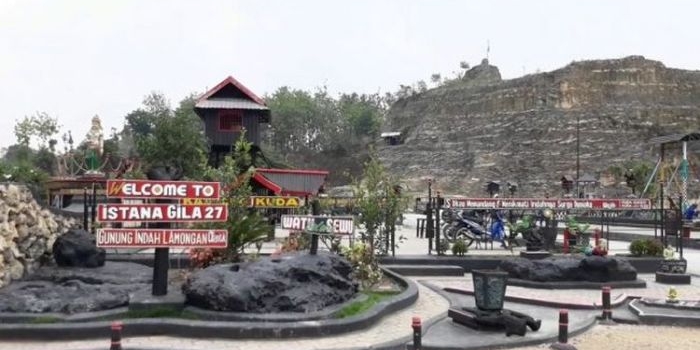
[684,203,698,221]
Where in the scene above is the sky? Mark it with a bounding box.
[1,0,699,150]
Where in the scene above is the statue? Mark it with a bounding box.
[85,115,104,174]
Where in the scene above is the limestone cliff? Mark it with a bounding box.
[379,56,700,196]
[0,183,77,288]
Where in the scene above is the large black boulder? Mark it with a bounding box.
[183,252,359,313]
[499,256,637,282]
[0,262,151,314]
[53,229,106,268]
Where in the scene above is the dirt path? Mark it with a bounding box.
[512,324,700,350]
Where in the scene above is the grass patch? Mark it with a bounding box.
[122,307,200,320]
[29,316,61,324]
[335,291,400,319]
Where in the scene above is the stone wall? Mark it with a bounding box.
[0,183,77,288]
[379,56,700,196]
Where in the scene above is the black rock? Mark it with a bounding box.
[53,229,106,268]
[579,256,637,282]
[0,262,152,314]
[499,256,637,282]
[183,252,359,313]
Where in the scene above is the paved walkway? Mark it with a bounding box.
[428,273,700,308]
[0,281,449,350]
[6,212,700,350]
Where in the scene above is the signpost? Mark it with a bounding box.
[248,196,302,208]
[281,215,354,235]
[97,203,228,222]
[96,228,228,248]
[100,179,227,296]
[444,198,652,210]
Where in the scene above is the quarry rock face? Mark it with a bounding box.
[379,56,700,196]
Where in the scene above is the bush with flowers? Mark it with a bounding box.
[343,243,382,290]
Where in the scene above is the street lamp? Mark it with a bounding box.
[576,114,580,198]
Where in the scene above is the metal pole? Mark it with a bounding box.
[435,192,441,255]
[576,114,580,197]
[310,199,320,255]
[83,187,88,230]
[678,195,684,258]
[660,144,666,246]
[91,183,97,234]
[426,180,434,253]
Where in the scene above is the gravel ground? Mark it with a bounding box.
[512,324,700,350]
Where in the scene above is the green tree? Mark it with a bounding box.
[193,132,270,264]
[608,160,656,196]
[130,92,208,179]
[14,112,60,149]
[353,151,407,255]
[338,93,383,140]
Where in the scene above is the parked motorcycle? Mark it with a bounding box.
[442,209,509,249]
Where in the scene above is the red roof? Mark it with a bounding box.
[256,168,329,176]
[252,168,329,196]
[197,76,267,106]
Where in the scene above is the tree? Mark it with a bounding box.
[191,132,269,265]
[338,93,383,140]
[14,112,60,149]
[130,92,208,179]
[430,73,442,86]
[353,150,407,256]
[608,160,655,196]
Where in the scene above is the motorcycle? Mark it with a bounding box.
[442,209,508,249]
[442,209,489,246]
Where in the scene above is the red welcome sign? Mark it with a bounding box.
[97,204,228,222]
[106,180,220,199]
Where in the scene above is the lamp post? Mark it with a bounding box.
[575,114,580,198]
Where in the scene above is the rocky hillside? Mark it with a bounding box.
[0,183,76,288]
[379,56,700,196]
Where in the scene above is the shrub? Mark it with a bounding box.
[437,239,450,255]
[343,243,382,290]
[281,231,309,252]
[646,239,664,257]
[629,239,647,256]
[451,239,468,256]
[629,238,664,256]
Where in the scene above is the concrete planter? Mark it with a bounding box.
[472,269,508,311]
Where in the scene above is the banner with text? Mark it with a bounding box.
[96,228,228,248]
[106,180,220,199]
[444,198,652,210]
[97,204,228,222]
[281,215,354,235]
[248,196,302,208]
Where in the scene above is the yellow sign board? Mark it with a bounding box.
[248,196,301,209]
[180,198,221,205]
